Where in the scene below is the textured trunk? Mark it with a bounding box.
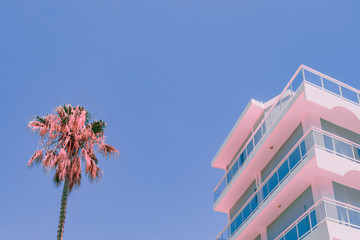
[57,179,69,240]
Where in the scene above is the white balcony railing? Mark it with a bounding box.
[216,128,360,240]
[274,198,360,240]
[214,65,360,204]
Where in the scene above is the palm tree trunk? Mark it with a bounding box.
[57,179,69,240]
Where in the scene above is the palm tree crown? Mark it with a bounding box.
[28,104,119,190]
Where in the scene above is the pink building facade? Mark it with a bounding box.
[212,66,360,240]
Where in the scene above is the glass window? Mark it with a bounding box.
[254,129,262,146]
[226,171,233,184]
[289,147,301,169]
[239,151,246,167]
[284,226,298,240]
[310,209,317,228]
[334,139,354,158]
[246,140,254,156]
[278,161,290,182]
[323,135,334,151]
[300,141,307,158]
[336,206,348,223]
[243,203,251,221]
[268,173,279,194]
[297,216,311,238]
[262,184,269,200]
[348,209,360,227]
[230,221,236,235]
[235,214,243,231]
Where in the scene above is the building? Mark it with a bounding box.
[212,65,360,240]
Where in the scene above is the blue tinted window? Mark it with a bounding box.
[262,184,269,200]
[230,221,236,235]
[348,209,360,226]
[278,161,289,182]
[337,206,348,223]
[250,194,258,212]
[289,147,301,169]
[268,173,279,194]
[246,140,254,156]
[300,141,307,158]
[226,171,233,184]
[254,129,262,146]
[297,216,311,238]
[310,210,317,228]
[239,152,245,166]
[243,203,251,221]
[334,139,353,158]
[232,160,239,176]
[235,214,243,230]
[323,135,334,151]
[284,226,297,240]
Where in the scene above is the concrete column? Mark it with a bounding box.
[260,227,268,240]
[311,176,337,222]
[301,112,322,133]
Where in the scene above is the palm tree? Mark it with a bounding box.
[28,104,119,240]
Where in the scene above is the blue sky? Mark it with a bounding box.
[1,1,360,239]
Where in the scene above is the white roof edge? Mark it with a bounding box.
[211,99,264,167]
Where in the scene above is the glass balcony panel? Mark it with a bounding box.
[303,70,322,87]
[232,160,239,176]
[300,141,307,158]
[337,206,349,223]
[341,86,359,104]
[262,183,269,200]
[270,102,281,123]
[304,132,315,151]
[254,128,262,146]
[323,78,340,95]
[268,172,279,194]
[239,152,246,166]
[246,139,254,156]
[264,115,272,134]
[291,69,304,92]
[230,221,236,235]
[289,147,301,169]
[243,203,251,221]
[220,228,230,240]
[309,209,318,228]
[250,194,259,212]
[226,170,233,184]
[235,213,243,230]
[334,139,354,158]
[354,146,360,160]
[278,160,290,182]
[323,135,334,151]
[281,94,291,107]
[261,122,267,135]
[284,226,298,240]
[297,216,311,239]
[348,209,360,227]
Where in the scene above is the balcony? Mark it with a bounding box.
[216,128,360,240]
[274,198,360,240]
[213,65,360,206]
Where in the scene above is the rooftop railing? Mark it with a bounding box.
[274,198,360,240]
[216,128,360,240]
[213,65,360,203]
